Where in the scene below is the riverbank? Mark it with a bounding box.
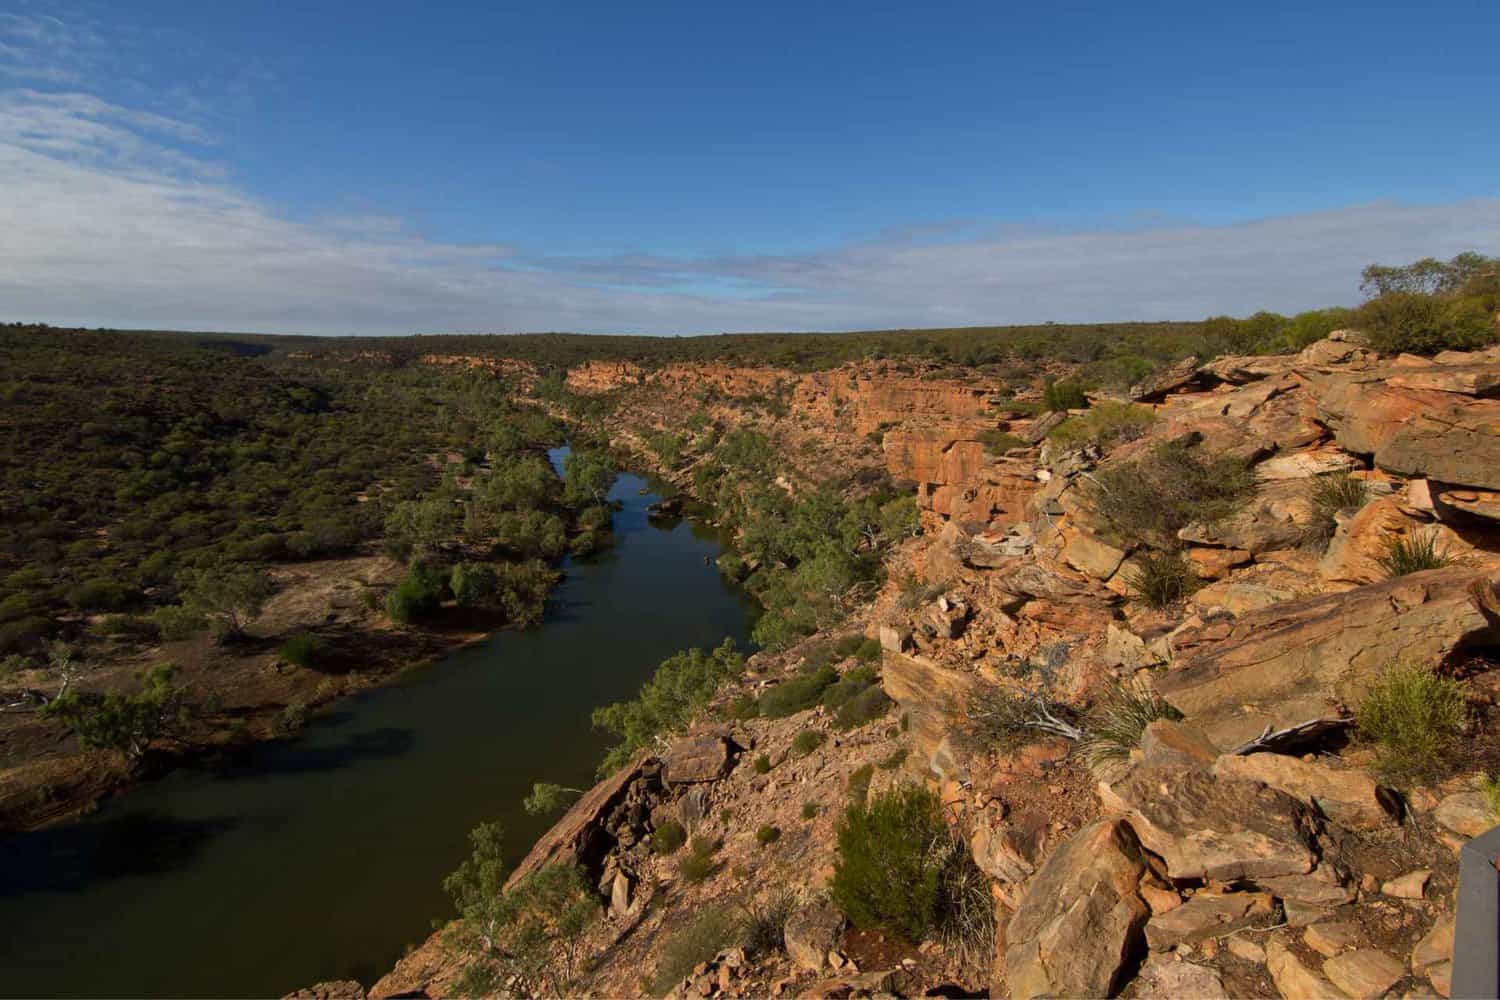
[0,466,759,997]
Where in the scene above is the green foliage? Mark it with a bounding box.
[561,449,616,507]
[591,639,744,775]
[1360,252,1499,298]
[444,822,598,998]
[385,560,446,624]
[1378,530,1450,577]
[678,837,719,883]
[755,824,782,847]
[1276,307,1356,352]
[753,754,772,775]
[278,632,326,669]
[1126,551,1201,608]
[523,782,582,816]
[1357,661,1468,784]
[1482,774,1500,820]
[43,663,184,762]
[1042,379,1088,411]
[66,578,137,612]
[1089,440,1256,550]
[652,818,688,854]
[1355,292,1496,356]
[1046,401,1155,453]
[1077,679,1183,769]
[834,633,882,662]
[649,906,742,994]
[801,801,819,820]
[448,561,498,608]
[834,685,894,731]
[758,664,838,718]
[385,495,457,559]
[1303,470,1369,550]
[175,563,274,643]
[792,729,826,756]
[979,429,1027,455]
[151,603,206,641]
[878,747,909,770]
[830,783,949,941]
[740,889,797,958]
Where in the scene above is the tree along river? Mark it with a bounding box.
[0,454,757,997]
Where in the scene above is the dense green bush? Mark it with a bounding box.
[1089,440,1255,549]
[758,664,838,718]
[756,824,782,847]
[792,729,826,756]
[592,639,744,774]
[42,663,184,762]
[449,562,499,607]
[1046,401,1154,453]
[833,685,894,731]
[385,561,446,624]
[1357,661,1468,783]
[65,578,136,612]
[1077,680,1182,769]
[678,837,719,883]
[830,783,949,941]
[279,632,326,669]
[652,818,687,855]
[979,429,1027,455]
[1042,379,1088,411]
[1355,292,1495,356]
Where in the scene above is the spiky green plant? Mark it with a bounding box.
[1077,679,1183,769]
[1378,529,1450,577]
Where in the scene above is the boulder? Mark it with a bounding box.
[1100,723,1318,882]
[1144,889,1275,950]
[1433,485,1500,527]
[1434,790,1495,838]
[1412,913,1455,972]
[1317,497,1427,587]
[1265,936,1344,1000]
[1212,753,1398,831]
[1382,869,1430,900]
[1132,955,1230,999]
[877,624,910,653]
[1303,920,1360,957]
[1200,353,1302,385]
[969,810,1044,884]
[1323,949,1406,999]
[1298,336,1374,367]
[1316,376,1500,491]
[1177,481,1310,554]
[1059,526,1128,580]
[1256,867,1356,908]
[1256,448,1362,482]
[1156,568,1500,750]
[663,736,732,784]
[1387,363,1500,397]
[1003,820,1149,1000]
[784,897,845,972]
[1022,409,1068,444]
[507,755,647,888]
[1187,546,1252,580]
[1130,356,1203,402]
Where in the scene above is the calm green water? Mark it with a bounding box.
[0,456,756,997]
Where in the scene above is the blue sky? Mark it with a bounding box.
[1,0,1497,334]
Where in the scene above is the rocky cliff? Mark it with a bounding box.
[364,334,1500,1000]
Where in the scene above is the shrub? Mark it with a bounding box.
[835,685,894,731]
[753,754,772,774]
[834,633,881,662]
[755,824,781,847]
[1355,292,1496,356]
[1046,401,1155,453]
[792,729,825,756]
[1042,379,1088,412]
[649,906,741,994]
[1077,679,1183,769]
[1357,661,1467,783]
[385,561,445,624]
[820,665,878,709]
[1090,440,1256,549]
[740,889,797,958]
[592,639,745,774]
[1304,471,1369,550]
[678,837,719,883]
[979,429,1027,456]
[1378,530,1450,577]
[66,578,135,612]
[758,664,838,718]
[279,632,325,669]
[151,603,206,641]
[1126,551,1201,608]
[1275,307,1356,352]
[449,561,499,607]
[723,693,759,721]
[801,801,819,820]
[830,783,950,941]
[42,663,184,762]
[652,818,687,855]
[878,747,909,770]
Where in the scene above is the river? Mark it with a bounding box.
[0,454,757,997]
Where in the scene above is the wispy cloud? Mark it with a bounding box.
[1,81,1497,335]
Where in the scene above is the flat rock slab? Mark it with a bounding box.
[1433,790,1495,839]
[1144,889,1275,950]
[1100,724,1318,882]
[1323,948,1406,999]
[663,736,732,784]
[1213,752,1397,831]
[1266,936,1344,1000]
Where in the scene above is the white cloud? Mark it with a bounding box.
[1,86,1497,336]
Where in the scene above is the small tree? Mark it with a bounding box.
[176,563,273,643]
[523,781,584,816]
[44,663,184,763]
